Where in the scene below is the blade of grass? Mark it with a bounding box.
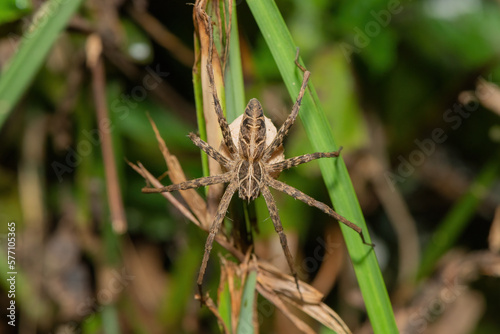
[193,34,210,182]
[224,0,246,121]
[418,154,500,279]
[236,270,257,334]
[218,279,233,332]
[0,0,84,129]
[101,305,121,334]
[246,1,397,332]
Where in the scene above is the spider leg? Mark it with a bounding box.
[188,133,233,169]
[260,186,304,300]
[268,147,343,173]
[262,57,311,162]
[142,172,232,193]
[205,20,238,158]
[197,181,238,302]
[267,177,374,247]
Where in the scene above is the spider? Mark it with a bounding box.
[143,23,372,300]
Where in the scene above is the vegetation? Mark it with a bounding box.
[0,0,499,333]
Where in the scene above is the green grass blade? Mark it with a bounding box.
[224,1,246,121]
[101,305,121,334]
[218,279,233,333]
[236,270,257,334]
[418,155,500,279]
[0,0,84,129]
[246,1,397,332]
[193,34,210,180]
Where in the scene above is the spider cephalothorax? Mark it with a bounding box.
[143,21,372,301]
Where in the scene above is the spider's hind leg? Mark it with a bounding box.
[267,177,374,248]
[261,186,304,301]
[197,181,239,305]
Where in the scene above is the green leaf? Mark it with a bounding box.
[246,0,397,332]
[193,34,210,180]
[101,305,121,334]
[218,279,233,333]
[236,270,257,334]
[225,1,246,121]
[0,0,84,129]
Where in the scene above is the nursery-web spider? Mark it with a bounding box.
[143,24,372,301]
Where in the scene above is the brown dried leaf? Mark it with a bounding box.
[219,256,241,333]
[256,283,316,334]
[128,161,202,228]
[258,261,323,304]
[146,114,209,228]
[194,2,226,216]
[256,260,352,334]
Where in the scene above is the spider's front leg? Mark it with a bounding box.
[262,48,311,162]
[268,147,343,174]
[142,172,232,193]
[205,19,238,158]
[188,133,233,170]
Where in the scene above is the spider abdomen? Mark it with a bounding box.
[237,160,263,201]
[239,98,266,161]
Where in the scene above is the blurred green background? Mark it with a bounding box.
[1,0,500,333]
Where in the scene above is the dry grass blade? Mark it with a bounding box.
[146,114,209,228]
[194,1,226,214]
[127,161,202,228]
[257,261,352,334]
[257,285,316,334]
[219,256,240,333]
[87,34,127,234]
[285,298,352,334]
[257,261,322,304]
